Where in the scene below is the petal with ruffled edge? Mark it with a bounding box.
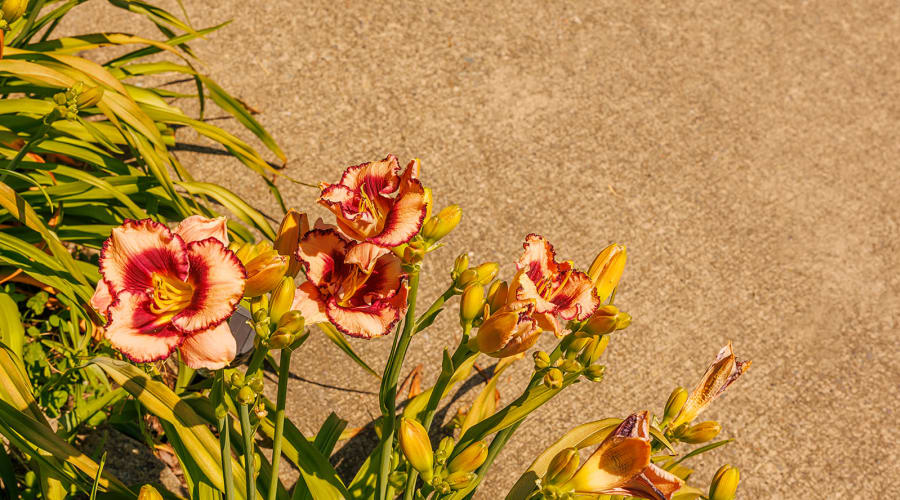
[319,184,377,241]
[339,154,402,195]
[171,238,245,334]
[105,291,182,362]
[174,215,229,245]
[179,322,236,370]
[354,253,404,303]
[601,464,683,500]
[291,281,328,324]
[489,318,542,358]
[516,234,559,283]
[326,284,408,339]
[344,242,390,273]
[296,229,350,286]
[100,219,189,295]
[90,279,113,318]
[550,270,599,321]
[370,164,427,247]
[515,273,557,314]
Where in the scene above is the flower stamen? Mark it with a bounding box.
[149,272,194,320]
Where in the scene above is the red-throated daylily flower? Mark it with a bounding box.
[290,227,408,338]
[473,270,556,358]
[90,216,245,369]
[318,155,427,247]
[562,412,683,500]
[671,343,751,428]
[514,234,599,336]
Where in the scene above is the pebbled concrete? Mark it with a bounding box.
[62,1,900,498]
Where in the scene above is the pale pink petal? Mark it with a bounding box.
[344,242,390,273]
[326,284,408,339]
[90,279,113,317]
[179,322,236,370]
[370,178,427,247]
[296,229,349,286]
[355,253,404,303]
[551,270,599,321]
[174,215,229,245]
[171,238,245,334]
[515,273,557,314]
[516,234,558,283]
[105,291,181,362]
[291,281,328,324]
[99,219,189,295]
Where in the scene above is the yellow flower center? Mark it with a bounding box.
[536,267,573,302]
[336,266,374,307]
[149,272,194,321]
[357,189,380,220]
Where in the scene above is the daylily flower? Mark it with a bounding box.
[290,227,408,338]
[562,411,683,500]
[514,234,599,336]
[318,155,427,247]
[90,216,245,369]
[671,343,751,428]
[473,275,545,358]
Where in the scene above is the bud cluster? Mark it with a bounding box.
[228,370,266,416]
[247,275,306,351]
[48,82,104,121]
[532,332,609,389]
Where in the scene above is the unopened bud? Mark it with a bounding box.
[277,310,305,333]
[533,350,551,370]
[456,268,478,288]
[437,436,455,462]
[250,293,269,322]
[587,243,627,302]
[473,262,499,285]
[543,368,564,389]
[445,471,476,490]
[137,485,163,500]
[560,359,583,373]
[248,375,264,394]
[422,205,461,241]
[578,335,609,365]
[544,447,580,486]
[274,210,309,277]
[1,0,27,23]
[268,276,295,325]
[236,386,255,405]
[234,241,256,264]
[460,284,485,325]
[584,364,605,382]
[582,305,620,335]
[663,387,688,425]
[709,465,739,500]
[423,187,433,221]
[75,86,104,108]
[486,280,508,313]
[448,441,487,474]
[244,251,289,297]
[230,371,245,388]
[566,337,590,358]
[268,328,294,349]
[677,421,721,444]
[452,253,469,279]
[399,418,434,482]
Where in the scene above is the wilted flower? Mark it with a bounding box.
[671,343,751,428]
[90,216,244,369]
[515,234,599,336]
[291,228,408,338]
[318,155,427,247]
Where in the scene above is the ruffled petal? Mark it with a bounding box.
[326,284,408,339]
[90,279,113,318]
[602,464,683,500]
[319,184,376,241]
[344,242,390,273]
[105,291,181,362]
[516,233,558,283]
[340,154,402,194]
[296,229,350,286]
[171,238,245,334]
[99,219,189,295]
[290,281,328,324]
[370,173,427,247]
[515,273,557,314]
[179,322,236,370]
[551,270,599,321]
[174,215,229,245]
[355,253,404,303]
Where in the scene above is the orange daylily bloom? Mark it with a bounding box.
[318,155,427,248]
[671,343,751,428]
[291,227,408,338]
[514,234,599,336]
[473,270,551,358]
[90,216,245,369]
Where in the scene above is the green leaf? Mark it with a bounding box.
[292,412,347,500]
[668,439,734,468]
[0,294,25,359]
[0,441,19,500]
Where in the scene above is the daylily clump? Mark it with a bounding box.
[90,216,245,369]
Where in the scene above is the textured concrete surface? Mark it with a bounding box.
[62,1,899,498]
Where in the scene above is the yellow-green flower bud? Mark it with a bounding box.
[709,465,739,500]
[274,210,309,277]
[268,276,295,325]
[445,471,476,490]
[587,243,626,302]
[460,284,485,325]
[250,294,269,322]
[277,310,305,333]
[578,335,609,365]
[1,0,28,23]
[452,253,469,279]
[422,205,462,241]
[248,374,264,394]
[237,386,255,405]
[543,368,564,389]
[663,387,688,425]
[560,359,583,373]
[533,350,551,370]
[486,280,508,313]
[75,86,103,108]
[582,305,620,335]
[399,418,434,482]
[230,371,245,388]
[436,436,455,464]
[456,268,478,288]
[423,187,433,221]
[473,262,499,285]
[137,485,163,500]
[448,441,487,474]
[244,251,290,298]
[543,447,580,486]
[584,364,605,382]
[565,337,590,359]
[268,328,294,349]
[678,421,721,444]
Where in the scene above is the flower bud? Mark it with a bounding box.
[543,368,563,389]
[533,350,551,370]
[437,436,455,463]
[277,310,305,333]
[445,471,476,490]
[486,280,508,313]
[234,242,256,264]
[473,262,499,285]
[452,253,469,279]
[544,447,580,486]
[582,305,621,335]
[243,250,289,298]
[448,441,487,474]
[709,465,739,500]
[663,387,688,425]
[456,268,478,289]
[399,418,434,482]
[423,187,433,221]
[560,359,583,373]
[138,485,163,500]
[75,86,104,108]
[248,374,264,394]
[230,371,245,388]
[268,276,295,325]
[422,205,461,241]
[587,244,626,302]
[677,421,721,444]
[578,335,609,365]
[584,364,605,382]
[1,0,28,23]
[268,328,295,349]
[237,385,255,405]
[565,337,590,358]
[460,284,485,325]
[274,210,309,277]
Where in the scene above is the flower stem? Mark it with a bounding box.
[217,370,236,500]
[454,422,520,500]
[377,268,421,500]
[240,403,256,500]
[267,347,292,500]
[2,120,52,181]
[413,284,456,334]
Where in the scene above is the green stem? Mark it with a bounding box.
[217,371,236,500]
[2,120,52,178]
[240,404,256,500]
[377,268,421,500]
[267,348,292,500]
[413,284,456,334]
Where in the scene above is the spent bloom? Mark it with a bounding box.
[318,155,427,247]
[90,216,245,369]
[473,273,545,358]
[671,342,751,428]
[291,226,408,338]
